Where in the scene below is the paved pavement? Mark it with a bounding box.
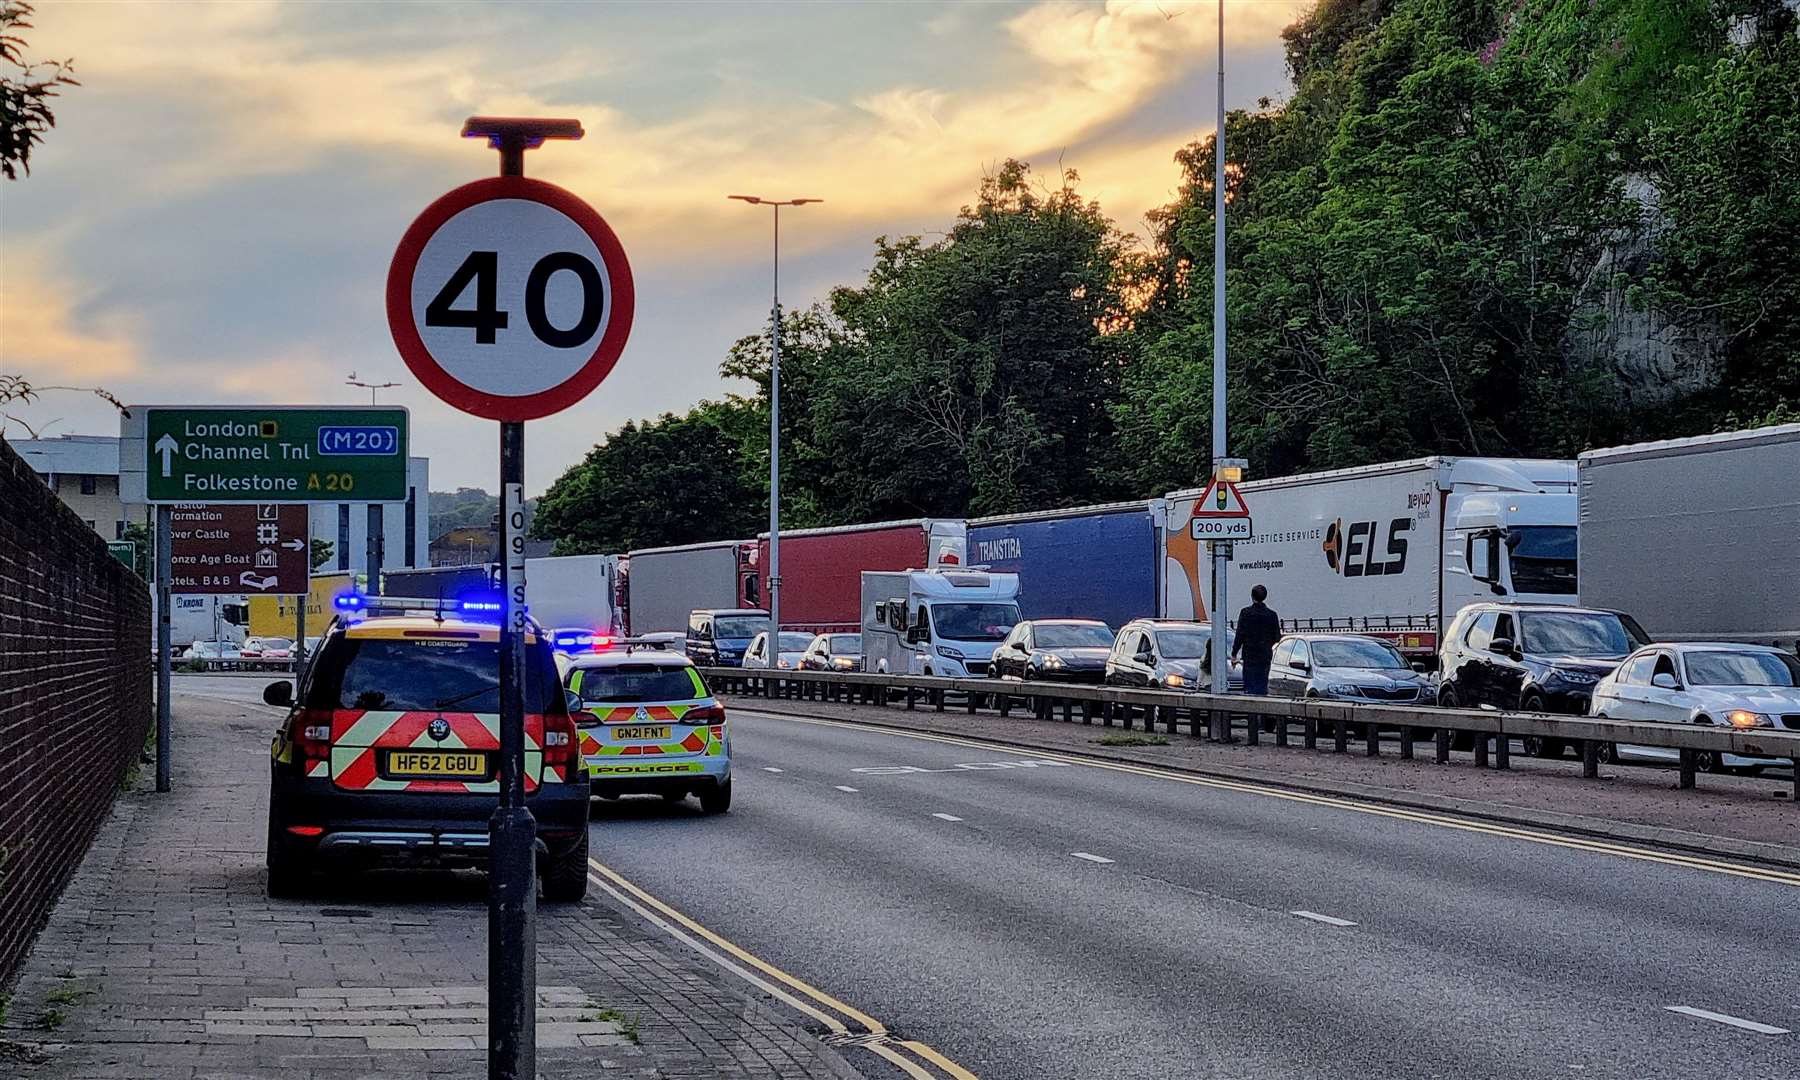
[0,679,863,1080]
[590,705,1800,1080]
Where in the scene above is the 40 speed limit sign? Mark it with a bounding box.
[386,176,635,421]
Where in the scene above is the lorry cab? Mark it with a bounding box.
[1448,487,1578,606]
[860,569,1021,678]
[685,608,769,668]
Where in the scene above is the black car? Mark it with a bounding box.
[685,608,769,667]
[1437,602,1650,756]
[989,619,1116,683]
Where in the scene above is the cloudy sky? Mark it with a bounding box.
[4,0,1308,494]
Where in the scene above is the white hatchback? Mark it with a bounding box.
[1588,643,1800,773]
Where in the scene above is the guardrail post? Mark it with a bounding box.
[1494,735,1510,770]
[933,689,945,711]
[1185,707,1200,738]
[1399,726,1414,760]
[1333,718,1348,754]
[1062,700,1073,723]
[1245,709,1259,746]
[1102,702,1114,728]
[1790,758,1798,804]
[1473,735,1489,768]
[1581,739,1600,779]
[1165,706,1178,736]
[1304,717,1317,750]
[1678,749,1696,789]
[1364,722,1379,757]
[906,685,917,710]
[1435,727,1450,764]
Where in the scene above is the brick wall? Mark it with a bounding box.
[0,436,152,988]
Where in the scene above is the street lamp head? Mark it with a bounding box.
[729,195,823,207]
[462,116,584,149]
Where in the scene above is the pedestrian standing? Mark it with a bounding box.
[1230,584,1280,696]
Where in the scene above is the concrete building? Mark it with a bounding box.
[9,435,145,539]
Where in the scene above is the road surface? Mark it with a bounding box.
[185,676,1799,1079]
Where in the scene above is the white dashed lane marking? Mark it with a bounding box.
[1069,852,1114,865]
[1290,910,1357,928]
[762,767,784,773]
[1664,1006,1790,1035]
[930,813,963,822]
[834,785,859,793]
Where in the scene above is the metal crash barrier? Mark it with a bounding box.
[702,667,1800,803]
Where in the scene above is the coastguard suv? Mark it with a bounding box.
[263,598,591,900]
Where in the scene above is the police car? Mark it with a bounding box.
[263,595,592,900]
[564,645,731,813]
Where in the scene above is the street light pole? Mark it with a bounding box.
[346,372,401,404]
[729,194,821,667]
[1209,0,1232,724]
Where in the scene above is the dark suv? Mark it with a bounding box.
[1437,602,1650,755]
[685,608,769,667]
[263,607,591,900]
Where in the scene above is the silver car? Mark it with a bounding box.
[1588,643,1800,773]
[1105,619,1242,692]
[1268,634,1432,702]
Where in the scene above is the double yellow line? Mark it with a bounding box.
[751,710,1800,889]
[587,858,979,1080]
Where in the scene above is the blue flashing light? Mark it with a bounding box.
[334,593,367,612]
[462,600,503,613]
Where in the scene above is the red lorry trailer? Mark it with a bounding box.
[745,519,966,633]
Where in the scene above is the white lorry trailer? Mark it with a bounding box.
[523,553,624,637]
[861,568,1021,678]
[625,539,754,635]
[1578,424,1800,652]
[1162,457,1579,660]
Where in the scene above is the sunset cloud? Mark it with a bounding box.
[5,0,1309,488]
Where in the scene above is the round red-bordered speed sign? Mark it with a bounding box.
[386,176,635,422]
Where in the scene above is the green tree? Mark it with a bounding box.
[310,538,334,572]
[531,403,766,555]
[1,1,77,180]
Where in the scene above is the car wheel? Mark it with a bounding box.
[1437,686,1460,709]
[1520,697,1566,759]
[266,829,311,899]
[540,828,590,903]
[699,778,732,815]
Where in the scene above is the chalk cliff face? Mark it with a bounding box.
[1566,174,1725,410]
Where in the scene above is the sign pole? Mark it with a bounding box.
[155,505,173,792]
[1208,0,1231,735]
[366,504,384,595]
[386,114,627,1080]
[294,591,306,671]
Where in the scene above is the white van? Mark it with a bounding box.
[860,569,1021,678]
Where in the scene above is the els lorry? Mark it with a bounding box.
[1163,457,1579,662]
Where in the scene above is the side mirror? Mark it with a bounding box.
[262,680,293,707]
[1488,637,1517,657]
[1411,662,1428,674]
[564,689,583,714]
[1288,660,1309,672]
[1134,649,1154,664]
[1651,672,1679,690]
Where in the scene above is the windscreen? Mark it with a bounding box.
[1035,624,1115,649]
[1311,639,1408,669]
[1519,613,1643,658]
[305,638,560,712]
[1507,526,1577,594]
[715,616,768,639]
[779,632,814,651]
[1684,651,1800,688]
[931,603,1019,642]
[1156,629,1213,659]
[260,637,293,650]
[828,634,862,654]
[577,664,703,703]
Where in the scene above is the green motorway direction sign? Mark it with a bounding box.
[135,406,409,503]
[106,540,137,568]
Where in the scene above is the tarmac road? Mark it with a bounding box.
[588,705,1800,1080]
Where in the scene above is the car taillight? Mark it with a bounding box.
[542,714,579,771]
[686,703,725,724]
[288,710,332,767]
